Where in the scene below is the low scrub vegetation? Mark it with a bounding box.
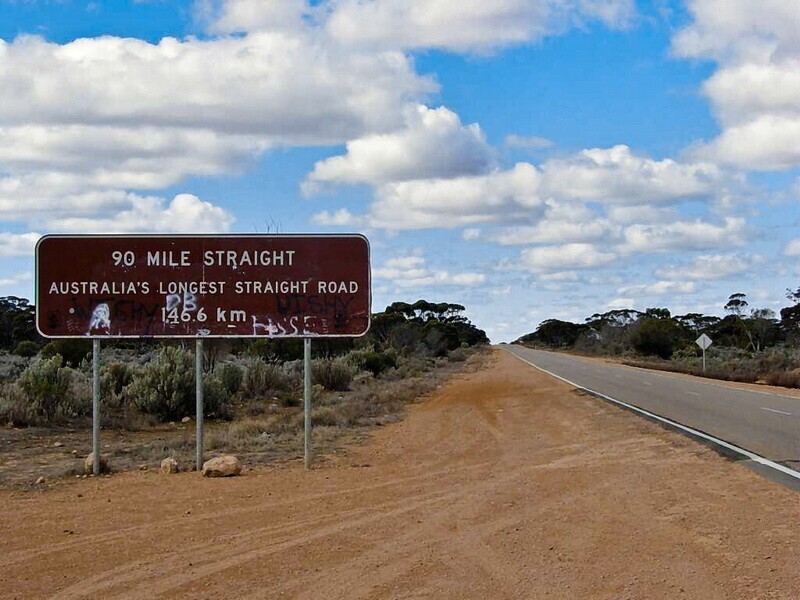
[0,296,489,479]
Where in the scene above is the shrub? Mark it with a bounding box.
[0,383,34,425]
[12,341,39,357]
[40,339,92,367]
[218,362,244,396]
[17,354,71,420]
[243,359,289,397]
[361,351,397,376]
[447,347,470,362]
[101,362,135,397]
[126,346,196,421]
[203,374,232,419]
[765,370,800,388]
[312,358,353,391]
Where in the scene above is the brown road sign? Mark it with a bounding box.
[36,234,371,338]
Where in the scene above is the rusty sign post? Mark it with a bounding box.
[36,234,371,472]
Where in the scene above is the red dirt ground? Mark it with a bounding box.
[2,349,800,599]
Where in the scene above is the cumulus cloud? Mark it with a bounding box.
[655,253,763,280]
[505,134,554,149]
[325,0,635,52]
[0,233,40,256]
[675,1,800,170]
[45,194,235,234]
[304,105,494,191]
[313,146,723,231]
[519,243,616,273]
[617,280,696,296]
[373,255,486,288]
[492,219,616,245]
[540,145,720,204]
[784,239,800,256]
[619,217,747,254]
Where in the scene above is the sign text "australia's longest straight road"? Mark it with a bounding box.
[36,234,371,338]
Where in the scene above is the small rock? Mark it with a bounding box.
[83,452,109,474]
[181,416,191,423]
[160,457,180,474]
[138,464,149,471]
[35,476,46,485]
[202,455,242,478]
[53,441,64,448]
[5,421,14,429]
[71,450,78,455]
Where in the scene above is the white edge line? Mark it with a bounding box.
[506,348,800,482]
[760,407,792,416]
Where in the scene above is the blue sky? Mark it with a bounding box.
[1,0,799,341]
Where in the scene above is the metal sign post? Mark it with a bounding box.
[92,338,100,475]
[696,334,713,372]
[196,338,204,471]
[36,234,371,476]
[304,338,312,469]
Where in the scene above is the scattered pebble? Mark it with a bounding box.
[53,442,63,448]
[181,416,191,423]
[35,476,46,485]
[138,464,149,471]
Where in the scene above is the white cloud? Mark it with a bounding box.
[520,243,616,272]
[619,217,747,254]
[373,255,486,288]
[492,219,615,245]
[0,233,40,257]
[606,297,635,310]
[45,194,234,233]
[313,146,720,231]
[784,239,800,256]
[0,271,32,287]
[325,0,635,52]
[655,253,763,280]
[462,228,482,241]
[198,0,311,34]
[505,134,554,149]
[360,163,545,230]
[617,281,696,296]
[540,145,720,204]
[304,105,493,190]
[0,34,428,145]
[675,1,800,170]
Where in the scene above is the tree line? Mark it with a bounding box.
[516,291,800,360]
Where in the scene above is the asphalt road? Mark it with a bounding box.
[506,345,800,469]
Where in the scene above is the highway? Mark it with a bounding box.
[507,345,800,471]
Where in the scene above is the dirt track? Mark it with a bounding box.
[3,349,800,599]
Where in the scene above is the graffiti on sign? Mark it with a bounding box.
[36,235,371,338]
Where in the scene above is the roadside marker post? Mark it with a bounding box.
[92,339,101,476]
[696,334,713,372]
[196,338,204,471]
[304,338,312,469]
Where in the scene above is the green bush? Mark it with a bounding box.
[218,362,244,396]
[0,383,34,425]
[101,362,135,397]
[12,340,39,357]
[40,339,92,367]
[126,346,196,421]
[312,359,353,391]
[203,374,231,419]
[125,346,231,421]
[17,354,71,420]
[361,352,397,376]
[243,359,289,397]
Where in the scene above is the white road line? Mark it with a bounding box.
[760,407,793,416]
[687,391,700,396]
[506,348,800,484]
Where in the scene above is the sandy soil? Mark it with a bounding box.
[3,349,800,599]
